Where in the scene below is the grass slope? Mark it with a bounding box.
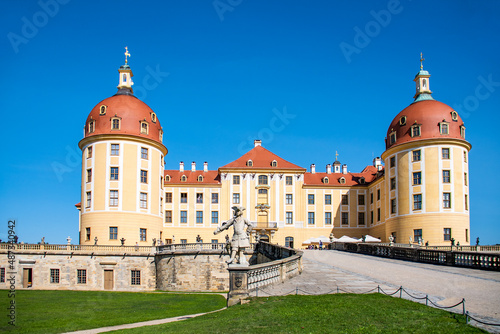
[0,290,226,334]
[113,294,485,334]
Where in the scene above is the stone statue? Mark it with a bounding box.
[120,238,126,246]
[388,234,394,245]
[94,236,98,245]
[214,206,253,265]
[41,237,45,245]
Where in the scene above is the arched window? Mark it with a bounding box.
[122,74,126,82]
[423,79,427,88]
[323,177,329,184]
[359,177,366,185]
[88,120,95,133]
[258,175,268,185]
[271,160,278,167]
[197,175,204,182]
[140,121,149,134]
[339,177,346,184]
[451,111,458,121]
[181,175,187,182]
[247,160,253,167]
[389,130,396,145]
[165,175,171,182]
[151,112,157,123]
[100,105,107,115]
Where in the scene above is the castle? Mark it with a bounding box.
[77,54,471,248]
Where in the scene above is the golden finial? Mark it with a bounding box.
[335,151,339,161]
[124,46,131,64]
[420,52,425,70]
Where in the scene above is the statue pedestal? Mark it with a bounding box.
[227,265,250,307]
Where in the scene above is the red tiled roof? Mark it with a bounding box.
[75,202,81,207]
[303,165,379,186]
[163,170,220,184]
[220,146,305,170]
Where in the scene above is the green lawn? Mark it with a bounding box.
[0,290,226,333]
[112,294,485,334]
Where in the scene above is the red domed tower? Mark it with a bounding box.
[379,55,471,245]
[78,49,168,246]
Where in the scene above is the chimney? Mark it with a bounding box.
[326,164,332,174]
[191,161,196,172]
[203,161,208,172]
[179,161,184,172]
[254,139,262,147]
[373,157,383,171]
[310,164,316,174]
[342,164,347,174]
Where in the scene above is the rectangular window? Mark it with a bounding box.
[370,211,373,225]
[307,212,315,225]
[141,147,148,159]
[111,144,119,156]
[443,192,451,208]
[233,175,240,184]
[286,212,293,224]
[443,228,451,241]
[412,150,421,162]
[341,194,348,205]
[140,228,147,241]
[86,192,91,208]
[180,211,187,223]
[109,190,118,207]
[413,172,421,185]
[211,211,218,224]
[86,227,91,241]
[180,239,187,244]
[325,212,332,225]
[110,167,119,180]
[165,192,172,203]
[414,229,423,243]
[370,192,373,204]
[211,193,219,204]
[390,177,396,190]
[87,146,93,158]
[140,192,148,209]
[286,194,293,205]
[324,194,331,205]
[358,194,365,205]
[180,193,187,203]
[466,229,469,242]
[109,227,117,239]
[87,169,92,183]
[0,268,5,283]
[196,211,203,224]
[390,156,396,168]
[411,125,421,137]
[112,118,120,129]
[464,151,467,162]
[233,193,240,204]
[308,194,315,205]
[341,212,348,225]
[131,270,141,285]
[196,193,203,204]
[464,173,468,186]
[391,198,396,214]
[258,175,268,185]
[442,148,450,159]
[440,123,449,135]
[286,176,293,185]
[465,194,468,211]
[377,208,381,221]
[140,170,148,183]
[413,194,422,210]
[50,269,60,284]
[443,170,451,183]
[377,189,381,201]
[358,212,365,225]
[165,210,172,223]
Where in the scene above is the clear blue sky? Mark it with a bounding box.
[0,0,499,244]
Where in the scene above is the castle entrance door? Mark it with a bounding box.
[104,270,114,290]
[22,268,32,288]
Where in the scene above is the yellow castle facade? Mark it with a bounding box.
[77,56,471,248]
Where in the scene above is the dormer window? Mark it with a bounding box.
[451,111,458,121]
[99,105,107,115]
[439,121,449,135]
[165,175,171,182]
[339,177,346,184]
[271,160,277,167]
[151,112,157,123]
[181,175,187,182]
[389,130,396,145]
[323,177,329,184]
[247,160,253,167]
[159,129,163,142]
[359,177,366,184]
[399,116,406,126]
[140,121,149,134]
[197,175,204,182]
[460,125,466,139]
[111,117,121,130]
[88,120,95,133]
[411,124,421,137]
